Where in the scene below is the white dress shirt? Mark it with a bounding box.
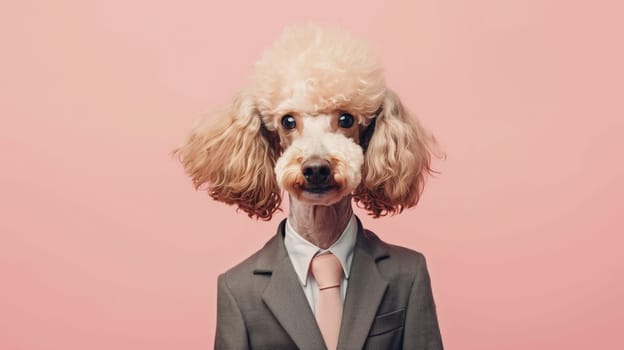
[283,214,357,314]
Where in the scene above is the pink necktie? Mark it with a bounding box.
[310,253,343,350]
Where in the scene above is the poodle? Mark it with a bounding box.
[172,23,444,350]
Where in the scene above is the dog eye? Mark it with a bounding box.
[338,113,355,128]
[281,115,297,130]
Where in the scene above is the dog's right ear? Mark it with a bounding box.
[171,91,281,220]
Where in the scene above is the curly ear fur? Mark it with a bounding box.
[171,92,281,220]
[354,89,444,217]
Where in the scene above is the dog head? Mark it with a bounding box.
[173,24,442,220]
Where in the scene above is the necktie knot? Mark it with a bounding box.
[310,252,343,290]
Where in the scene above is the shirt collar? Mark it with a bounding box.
[284,214,357,287]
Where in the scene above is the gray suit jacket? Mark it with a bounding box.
[215,218,443,349]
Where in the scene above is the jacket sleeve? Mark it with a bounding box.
[402,255,444,350]
[214,273,250,350]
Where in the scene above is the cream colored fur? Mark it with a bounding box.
[172,23,444,220]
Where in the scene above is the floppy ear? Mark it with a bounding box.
[354,89,444,217]
[171,91,281,220]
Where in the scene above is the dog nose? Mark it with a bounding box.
[302,159,332,186]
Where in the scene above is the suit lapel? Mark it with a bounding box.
[258,220,326,350]
[337,219,389,349]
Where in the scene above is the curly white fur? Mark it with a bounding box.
[173,23,443,220]
[274,115,364,205]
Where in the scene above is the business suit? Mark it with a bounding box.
[215,218,443,349]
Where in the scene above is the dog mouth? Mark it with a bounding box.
[301,184,339,194]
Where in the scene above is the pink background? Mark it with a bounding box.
[2,0,623,349]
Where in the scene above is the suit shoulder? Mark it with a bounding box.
[218,241,267,290]
[364,229,428,277]
[387,242,427,265]
[365,229,426,261]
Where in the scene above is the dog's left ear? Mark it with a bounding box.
[354,89,445,217]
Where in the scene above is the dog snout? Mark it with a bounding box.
[301,158,332,186]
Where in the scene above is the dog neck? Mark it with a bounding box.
[287,195,354,250]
